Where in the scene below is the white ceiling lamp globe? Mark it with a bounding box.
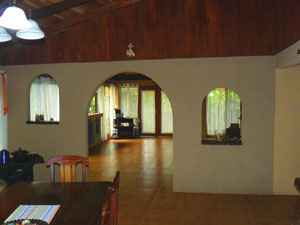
[16,19,44,40]
[0,27,12,42]
[0,6,31,30]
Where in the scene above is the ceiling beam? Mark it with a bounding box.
[31,0,109,20]
[44,0,147,35]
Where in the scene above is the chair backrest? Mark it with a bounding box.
[46,155,89,182]
[0,180,7,193]
[101,171,120,225]
[111,171,120,225]
[101,187,113,225]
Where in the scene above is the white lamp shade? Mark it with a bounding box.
[16,19,44,40]
[0,27,11,42]
[0,6,31,30]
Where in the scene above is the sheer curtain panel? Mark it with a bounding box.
[120,83,138,118]
[30,76,60,121]
[109,84,116,135]
[161,91,173,133]
[0,70,7,149]
[97,86,109,141]
[206,88,240,135]
[141,90,155,133]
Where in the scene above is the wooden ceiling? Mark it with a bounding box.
[0,0,146,34]
[0,0,300,65]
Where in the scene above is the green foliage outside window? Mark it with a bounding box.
[89,96,96,113]
[206,88,241,136]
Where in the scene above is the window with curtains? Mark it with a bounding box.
[0,70,7,149]
[89,95,97,114]
[202,88,241,145]
[29,75,60,123]
[161,91,173,134]
[119,83,138,118]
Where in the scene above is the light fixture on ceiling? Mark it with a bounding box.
[0,5,44,42]
[0,1,31,30]
[16,10,44,40]
[0,27,12,42]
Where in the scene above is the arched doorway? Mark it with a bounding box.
[87,72,174,189]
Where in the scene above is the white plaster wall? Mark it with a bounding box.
[274,65,300,195]
[5,56,275,194]
[276,40,300,68]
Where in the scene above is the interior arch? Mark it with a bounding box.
[86,72,174,188]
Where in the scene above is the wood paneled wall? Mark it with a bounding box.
[276,0,300,53]
[0,0,299,65]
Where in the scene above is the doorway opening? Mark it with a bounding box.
[88,73,173,148]
[87,72,174,187]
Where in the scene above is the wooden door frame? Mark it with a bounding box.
[138,86,161,136]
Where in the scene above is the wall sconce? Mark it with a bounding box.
[126,43,135,57]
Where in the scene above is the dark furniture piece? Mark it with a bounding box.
[101,171,120,225]
[46,155,89,182]
[113,118,135,139]
[225,123,241,142]
[88,113,102,147]
[0,181,113,225]
[294,178,300,193]
[0,180,7,193]
[0,154,44,186]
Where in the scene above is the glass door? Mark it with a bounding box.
[138,87,173,136]
[141,90,156,134]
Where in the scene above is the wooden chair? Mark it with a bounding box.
[101,171,120,225]
[46,155,89,182]
[0,180,7,193]
[101,187,113,225]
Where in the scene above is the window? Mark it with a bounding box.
[29,74,60,122]
[120,83,138,118]
[0,70,7,148]
[89,95,97,114]
[202,88,241,145]
[161,91,173,134]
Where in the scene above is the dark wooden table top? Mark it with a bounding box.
[0,181,112,225]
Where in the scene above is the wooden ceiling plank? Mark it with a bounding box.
[31,0,103,20]
[44,0,147,34]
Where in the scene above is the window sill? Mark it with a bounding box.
[26,121,60,125]
[201,139,242,145]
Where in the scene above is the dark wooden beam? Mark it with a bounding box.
[297,49,300,54]
[31,0,113,20]
[44,0,147,34]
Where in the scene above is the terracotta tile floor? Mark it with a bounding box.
[89,137,300,225]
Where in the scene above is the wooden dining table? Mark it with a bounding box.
[0,181,112,225]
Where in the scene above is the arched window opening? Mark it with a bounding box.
[202,88,242,145]
[29,74,60,123]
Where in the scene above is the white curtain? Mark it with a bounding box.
[141,90,155,133]
[206,88,240,135]
[97,86,109,141]
[225,89,241,128]
[120,83,138,118]
[0,70,7,149]
[30,76,60,121]
[161,91,173,134]
[109,84,116,135]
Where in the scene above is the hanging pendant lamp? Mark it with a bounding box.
[0,27,12,42]
[0,3,31,30]
[16,19,44,40]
